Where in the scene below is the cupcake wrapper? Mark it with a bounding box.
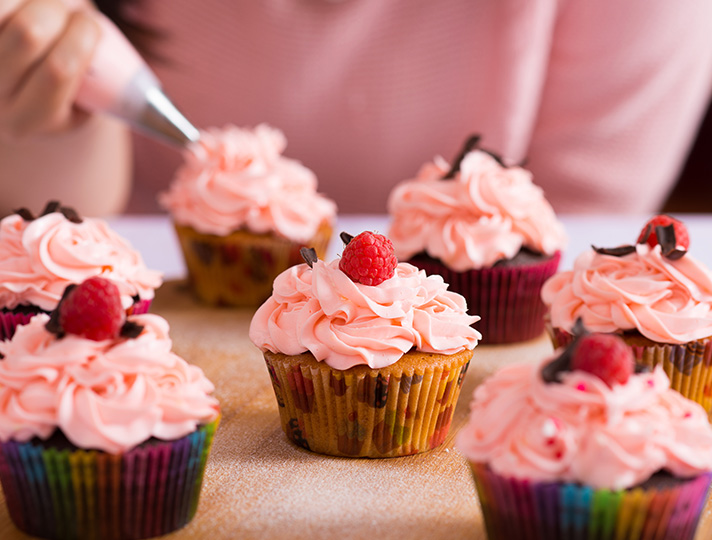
[550,328,712,416]
[470,463,712,540]
[0,420,218,540]
[410,252,560,344]
[127,299,152,316]
[174,222,332,307]
[264,352,471,457]
[0,310,41,341]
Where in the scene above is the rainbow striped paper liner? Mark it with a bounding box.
[550,327,712,417]
[0,419,218,540]
[469,463,712,540]
[174,221,332,307]
[408,252,560,345]
[263,349,472,458]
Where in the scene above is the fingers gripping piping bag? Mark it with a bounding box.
[64,0,199,145]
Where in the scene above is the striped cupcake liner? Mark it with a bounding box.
[409,252,560,344]
[264,351,471,458]
[174,222,332,307]
[470,463,712,540]
[0,419,218,540]
[550,328,712,416]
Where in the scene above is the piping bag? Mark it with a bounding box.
[66,2,199,146]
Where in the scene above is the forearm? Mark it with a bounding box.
[0,115,132,217]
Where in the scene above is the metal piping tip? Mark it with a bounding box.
[137,87,200,147]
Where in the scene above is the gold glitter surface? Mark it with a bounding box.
[1,280,711,539]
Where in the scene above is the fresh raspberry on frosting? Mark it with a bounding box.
[637,215,689,250]
[571,334,634,387]
[58,278,125,341]
[339,231,398,286]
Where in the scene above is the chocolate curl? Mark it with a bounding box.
[656,224,687,260]
[300,247,318,268]
[442,134,481,179]
[60,206,82,224]
[41,201,61,216]
[13,208,35,221]
[45,284,77,338]
[340,232,354,245]
[592,244,636,257]
[120,320,144,338]
[638,224,652,245]
[541,317,589,383]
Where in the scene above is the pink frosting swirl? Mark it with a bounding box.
[542,244,712,343]
[0,213,163,311]
[0,314,219,454]
[388,151,567,270]
[159,124,336,241]
[456,361,712,489]
[249,259,481,370]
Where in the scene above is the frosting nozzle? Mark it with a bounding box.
[137,87,200,146]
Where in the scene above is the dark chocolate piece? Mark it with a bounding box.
[300,247,318,268]
[638,224,652,245]
[340,232,354,245]
[41,201,61,216]
[44,284,76,338]
[592,245,636,257]
[541,317,589,383]
[60,206,82,224]
[442,134,481,179]
[120,320,144,338]
[655,224,687,260]
[14,208,35,221]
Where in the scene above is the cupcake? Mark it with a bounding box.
[542,215,712,414]
[456,329,712,540]
[0,277,220,539]
[249,231,480,457]
[0,202,162,340]
[159,124,336,307]
[388,135,566,344]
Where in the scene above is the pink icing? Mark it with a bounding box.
[387,151,567,271]
[0,314,219,454]
[542,244,712,343]
[159,124,337,241]
[0,213,163,312]
[456,361,712,489]
[249,259,480,370]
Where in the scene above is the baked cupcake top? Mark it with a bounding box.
[542,216,712,344]
[456,330,712,490]
[249,232,480,370]
[0,203,162,312]
[0,279,219,454]
[387,135,566,271]
[159,124,337,241]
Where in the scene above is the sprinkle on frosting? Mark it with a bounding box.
[249,258,480,370]
[387,142,566,271]
[159,124,336,241]
[456,360,712,490]
[0,314,219,454]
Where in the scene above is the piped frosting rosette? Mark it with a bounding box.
[250,233,480,457]
[0,312,219,539]
[542,219,712,414]
[0,204,162,339]
[457,332,712,540]
[387,136,566,343]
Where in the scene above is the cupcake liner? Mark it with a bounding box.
[173,222,332,307]
[0,419,218,540]
[0,310,41,341]
[469,463,712,540]
[127,299,152,316]
[409,252,560,344]
[550,327,712,416]
[263,349,472,457]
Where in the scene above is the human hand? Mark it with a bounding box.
[0,0,100,141]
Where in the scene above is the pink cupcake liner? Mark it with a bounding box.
[0,310,41,341]
[409,252,560,344]
[470,463,712,540]
[0,419,218,540]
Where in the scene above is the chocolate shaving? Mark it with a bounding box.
[0,352,4,360]
[300,247,318,268]
[120,320,144,338]
[638,224,652,245]
[14,208,35,221]
[44,284,77,337]
[41,201,61,216]
[655,224,687,260]
[541,317,589,383]
[480,149,507,167]
[442,134,481,179]
[340,232,354,245]
[592,244,636,257]
[60,206,82,224]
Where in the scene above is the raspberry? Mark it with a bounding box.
[59,277,125,341]
[339,231,398,286]
[571,334,633,387]
[637,215,689,250]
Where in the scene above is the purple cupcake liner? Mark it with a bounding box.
[0,310,41,341]
[0,419,218,540]
[409,252,561,344]
[470,463,712,540]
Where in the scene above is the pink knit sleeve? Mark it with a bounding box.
[526,0,712,213]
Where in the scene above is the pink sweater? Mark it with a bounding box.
[127,0,712,215]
